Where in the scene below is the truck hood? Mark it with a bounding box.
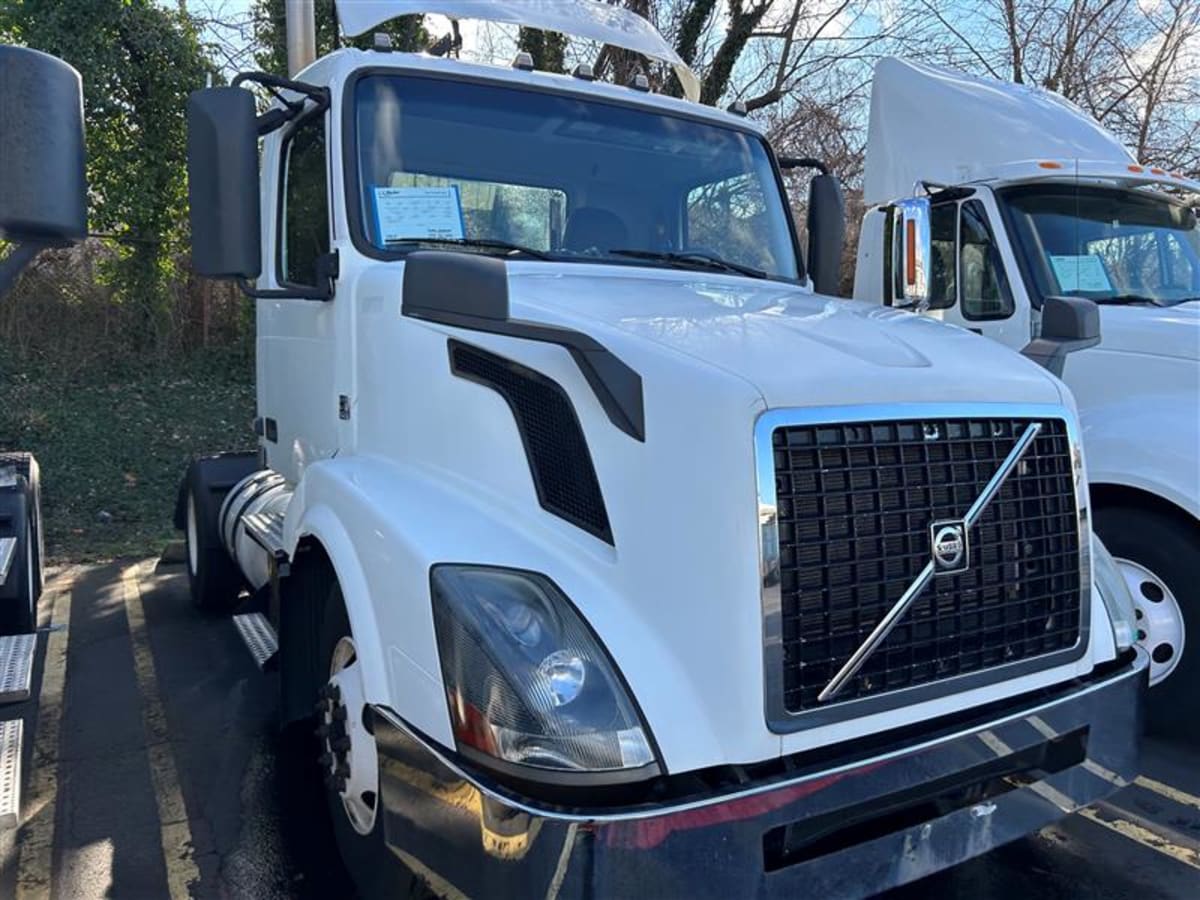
[1097,302,1200,361]
[508,264,1065,408]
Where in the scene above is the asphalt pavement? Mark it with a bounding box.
[0,560,1195,899]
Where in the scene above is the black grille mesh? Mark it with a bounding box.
[772,416,1082,713]
[450,341,612,542]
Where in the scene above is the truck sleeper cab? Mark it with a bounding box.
[179,7,1146,898]
[853,57,1198,745]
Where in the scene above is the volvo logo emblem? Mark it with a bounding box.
[930,521,969,573]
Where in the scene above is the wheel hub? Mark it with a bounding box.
[1115,557,1186,687]
[315,637,379,835]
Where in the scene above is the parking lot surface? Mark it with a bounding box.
[0,561,1195,899]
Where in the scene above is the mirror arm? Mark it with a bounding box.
[237,251,336,302]
[778,156,830,175]
[230,71,331,135]
[0,242,45,300]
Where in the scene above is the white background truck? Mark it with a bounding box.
[179,3,1146,896]
[0,46,88,781]
[854,57,1198,745]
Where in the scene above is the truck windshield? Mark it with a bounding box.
[350,73,800,281]
[1000,184,1200,307]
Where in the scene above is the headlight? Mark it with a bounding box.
[1093,535,1137,652]
[431,565,658,781]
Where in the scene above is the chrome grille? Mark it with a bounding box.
[759,407,1087,721]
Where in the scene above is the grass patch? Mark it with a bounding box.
[0,348,255,561]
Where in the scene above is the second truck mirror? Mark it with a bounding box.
[0,46,87,246]
[890,197,932,307]
[807,174,846,296]
[187,87,261,280]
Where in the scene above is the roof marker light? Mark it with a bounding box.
[1128,164,1144,173]
[373,33,393,52]
[572,63,595,82]
[1150,167,1165,175]
[1038,161,1063,169]
[727,100,748,117]
[630,73,650,92]
[513,51,534,71]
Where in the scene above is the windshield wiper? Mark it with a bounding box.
[1095,293,1170,307]
[385,237,551,260]
[606,248,768,279]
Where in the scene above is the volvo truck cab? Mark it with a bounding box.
[854,57,1198,745]
[180,5,1146,896]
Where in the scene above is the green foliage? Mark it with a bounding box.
[0,347,255,560]
[518,27,567,74]
[252,0,427,74]
[0,0,210,353]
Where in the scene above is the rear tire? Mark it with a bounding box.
[1094,504,1198,745]
[183,468,243,613]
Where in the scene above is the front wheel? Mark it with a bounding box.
[313,581,427,899]
[1094,505,1197,745]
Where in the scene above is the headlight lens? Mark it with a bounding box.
[431,566,656,777]
[1093,535,1137,651]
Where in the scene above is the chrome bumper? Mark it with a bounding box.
[373,650,1147,899]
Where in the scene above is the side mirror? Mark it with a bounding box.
[1020,295,1101,377]
[187,86,261,279]
[889,197,932,308]
[806,174,846,296]
[0,46,87,246]
[402,251,510,322]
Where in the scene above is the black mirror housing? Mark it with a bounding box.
[187,86,261,280]
[1021,295,1101,377]
[807,174,846,296]
[0,46,87,245]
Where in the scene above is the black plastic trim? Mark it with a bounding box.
[404,251,645,442]
[448,339,613,543]
[340,66,806,284]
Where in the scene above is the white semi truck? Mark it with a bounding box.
[0,43,88,822]
[179,3,1147,896]
[853,58,1199,745]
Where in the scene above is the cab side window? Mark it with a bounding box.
[928,201,957,307]
[280,115,330,287]
[959,200,1013,319]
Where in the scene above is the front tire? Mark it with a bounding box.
[310,576,425,899]
[1094,504,1197,745]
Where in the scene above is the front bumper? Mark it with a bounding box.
[374,650,1147,899]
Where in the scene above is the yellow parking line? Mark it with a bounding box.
[1135,776,1200,812]
[15,567,80,900]
[1078,806,1200,870]
[122,566,200,900]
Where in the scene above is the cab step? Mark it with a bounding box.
[242,511,289,576]
[232,612,278,671]
[0,633,36,704]
[0,718,22,828]
[0,537,16,587]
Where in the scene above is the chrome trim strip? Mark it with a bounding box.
[371,650,1144,825]
[754,402,1092,731]
[818,422,1043,702]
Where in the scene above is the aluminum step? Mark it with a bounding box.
[0,633,36,704]
[0,718,22,829]
[232,612,278,670]
[0,537,16,587]
[242,511,286,556]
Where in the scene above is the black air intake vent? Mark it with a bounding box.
[449,340,613,543]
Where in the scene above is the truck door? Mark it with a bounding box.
[924,194,1032,351]
[257,107,338,483]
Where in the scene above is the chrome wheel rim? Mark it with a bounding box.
[1116,557,1185,687]
[186,494,199,576]
[318,637,379,835]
